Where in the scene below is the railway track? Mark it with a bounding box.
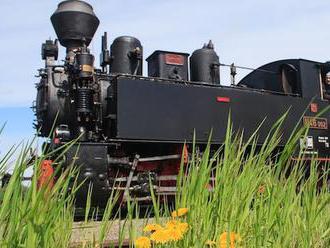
[70,239,130,248]
[70,219,147,248]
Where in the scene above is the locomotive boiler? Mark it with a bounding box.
[34,0,330,208]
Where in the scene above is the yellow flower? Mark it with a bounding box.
[218,232,241,248]
[150,228,171,244]
[149,220,189,244]
[165,220,189,234]
[143,223,163,233]
[206,240,216,246]
[135,236,151,248]
[165,220,179,228]
[176,222,189,234]
[167,227,184,241]
[171,207,189,217]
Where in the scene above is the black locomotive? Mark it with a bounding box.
[34,0,330,208]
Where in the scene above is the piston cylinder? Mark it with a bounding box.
[76,88,93,114]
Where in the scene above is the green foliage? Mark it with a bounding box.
[168,116,330,247]
[0,138,77,247]
[0,114,329,247]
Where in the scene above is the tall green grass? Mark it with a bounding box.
[152,117,330,247]
[0,136,77,247]
[0,115,329,247]
[136,116,329,247]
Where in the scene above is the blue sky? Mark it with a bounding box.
[0,0,330,156]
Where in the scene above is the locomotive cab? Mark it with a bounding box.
[238,59,328,100]
[321,62,330,100]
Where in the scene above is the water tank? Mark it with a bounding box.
[110,36,143,75]
[51,0,100,49]
[190,40,220,84]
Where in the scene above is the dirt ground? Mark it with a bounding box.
[70,219,149,247]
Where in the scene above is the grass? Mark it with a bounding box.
[0,116,329,247]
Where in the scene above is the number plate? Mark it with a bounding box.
[165,54,184,65]
[303,116,328,130]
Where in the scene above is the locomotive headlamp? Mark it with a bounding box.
[41,39,58,60]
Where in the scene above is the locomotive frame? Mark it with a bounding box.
[34,0,330,208]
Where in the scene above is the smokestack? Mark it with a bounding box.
[50,0,100,49]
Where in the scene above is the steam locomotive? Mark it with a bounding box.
[34,0,330,207]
